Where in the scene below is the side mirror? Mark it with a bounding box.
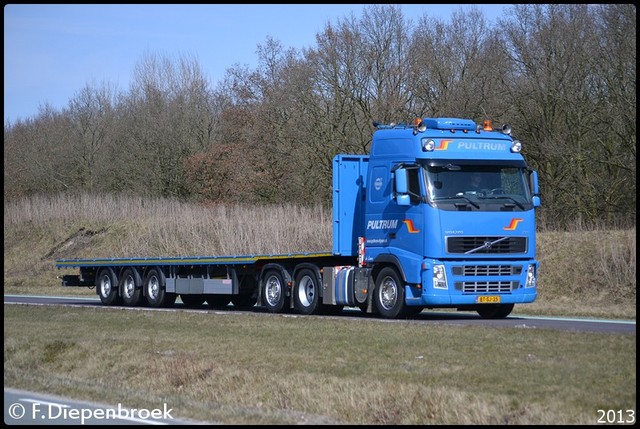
[395,168,410,206]
[531,171,540,195]
[395,168,408,194]
[530,171,541,207]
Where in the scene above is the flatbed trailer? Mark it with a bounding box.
[57,252,361,314]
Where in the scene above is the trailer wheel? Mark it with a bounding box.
[293,268,322,315]
[373,267,405,319]
[120,268,143,306]
[144,268,176,308]
[477,304,514,319]
[96,267,121,306]
[180,294,206,308]
[262,269,288,313]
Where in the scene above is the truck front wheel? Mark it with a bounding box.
[96,267,121,306]
[262,269,288,313]
[374,267,405,319]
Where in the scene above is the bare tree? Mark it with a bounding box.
[117,51,217,198]
[498,4,636,227]
[67,82,117,192]
[4,104,75,198]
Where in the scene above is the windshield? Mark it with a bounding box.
[424,163,533,210]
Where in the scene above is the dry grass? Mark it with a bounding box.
[4,305,636,425]
[3,193,331,257]
[3,192,637,319]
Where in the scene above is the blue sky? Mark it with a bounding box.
[4,4,507,125]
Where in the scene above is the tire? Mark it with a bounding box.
[293,268,322,315]
[206,295,231,309]
[120,268,143,306]
[96,267,121,306]
[262,269,288,313]
[373,267,406,319]
[180,294,206,308]
[144,268,176,308]
[477,303,514,319]
[231,294,257,310]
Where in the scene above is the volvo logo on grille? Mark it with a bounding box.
[465,236,510,254]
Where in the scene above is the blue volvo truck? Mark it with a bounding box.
[57,117,540,319]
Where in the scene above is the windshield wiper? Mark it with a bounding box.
[479,196,525,209]
[433,195,480,209]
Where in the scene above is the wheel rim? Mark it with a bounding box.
[379,276,397,310]
[297,275,315,307]
[265,275,282,307]
[99,274,112,298]
[147,275,159,301]
[123,275,135,299]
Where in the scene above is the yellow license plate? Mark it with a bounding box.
[476,295,501,304]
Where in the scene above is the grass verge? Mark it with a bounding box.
[4,304,636,425]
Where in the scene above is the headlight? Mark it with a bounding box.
[525,264,536,288]
[433,264,448,289]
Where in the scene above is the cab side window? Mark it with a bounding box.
[407,167,421,204]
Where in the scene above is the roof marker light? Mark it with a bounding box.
[413,118,426,134]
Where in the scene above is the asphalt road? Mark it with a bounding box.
[4,294,636,335]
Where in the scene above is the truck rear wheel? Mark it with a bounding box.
[120,268,143,306]
[374,267,405,319]
[262,269,288,313]
[477,303,514,319]
[144,268,176,308]
[293,268,321,315]
[96,267,121,306]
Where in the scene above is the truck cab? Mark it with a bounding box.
[333,117,540,318]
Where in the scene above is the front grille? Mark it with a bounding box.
[452,265,523,276]
[455,281,517,293]
[447,236,527,254]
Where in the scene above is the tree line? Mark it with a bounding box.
[3,4,636,229]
